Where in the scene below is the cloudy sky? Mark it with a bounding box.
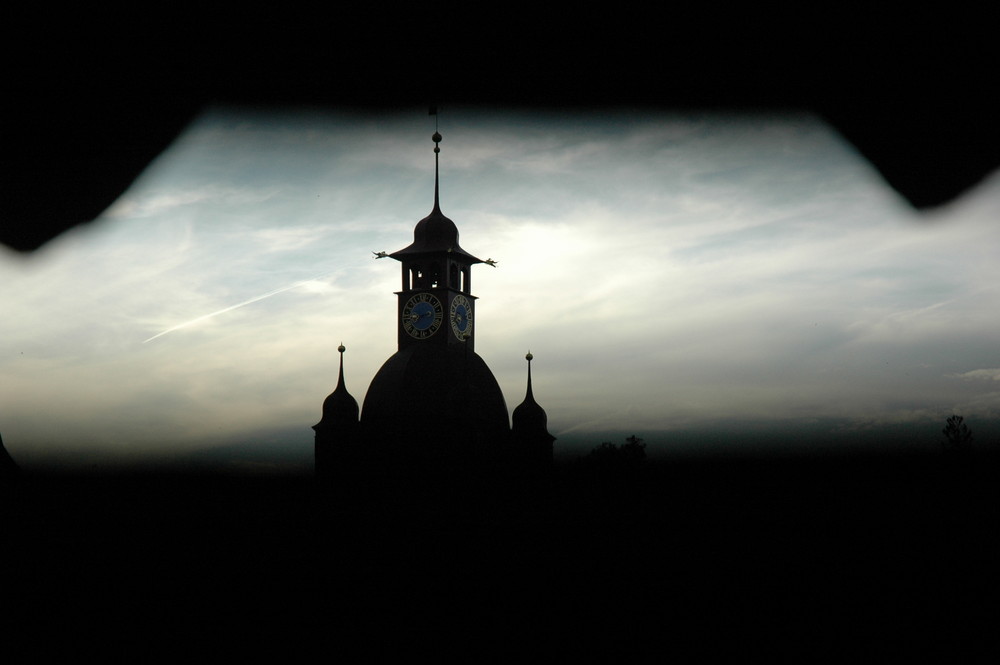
[3,107,998,471]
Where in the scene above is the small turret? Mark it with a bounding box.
[511,351,555,472]
[316,344,359,426]
[313,344,360,480]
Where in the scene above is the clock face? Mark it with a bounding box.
[450,294,473,339]
[402,292,443,339]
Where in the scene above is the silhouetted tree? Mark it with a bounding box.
[942,415,973,452]
[621,435,647,462]
[589,441,620,460]
[581,435,650,512]
[587,435,647,465]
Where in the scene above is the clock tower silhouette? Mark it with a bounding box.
[313,127,553,499]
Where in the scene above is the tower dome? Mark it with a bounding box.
[361,344,510,459]
[409,208,460,250]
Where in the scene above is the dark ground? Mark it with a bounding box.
[3,451,997,660]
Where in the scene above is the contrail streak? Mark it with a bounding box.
[143,270,336,343]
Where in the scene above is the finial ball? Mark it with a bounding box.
[432,131,442,143]
[525,351,533,362]
[338,344,346,353]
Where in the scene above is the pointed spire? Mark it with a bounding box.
[524,351,535,401]
[432,130,442,214]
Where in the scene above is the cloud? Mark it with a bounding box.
[952,369,1000,382]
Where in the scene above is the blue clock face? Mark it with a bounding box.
[450,295,472,339]
[402,293,443,338]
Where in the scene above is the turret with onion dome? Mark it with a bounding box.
[312,344,359,480]
[511,351,556,472]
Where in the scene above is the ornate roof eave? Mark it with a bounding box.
[389,240,484,264]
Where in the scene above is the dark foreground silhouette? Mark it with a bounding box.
[3,449,997,660]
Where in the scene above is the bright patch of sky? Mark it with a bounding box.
[2,106,998,469]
